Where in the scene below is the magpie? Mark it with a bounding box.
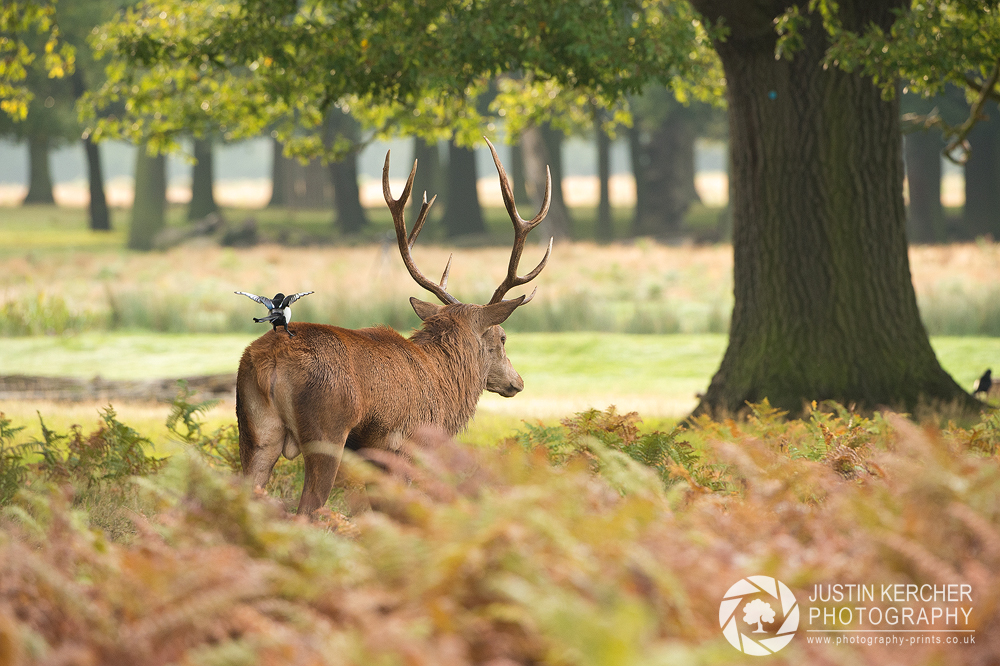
[973,369,992,397]
[235,291,314,337]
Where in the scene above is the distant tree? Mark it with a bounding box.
[441,140,485,238]
[325,106,368,234]
[188,136,218,221]
[629,88,721,239]
[964,109,1000,240]
[594,106,613,243]
[410,136,443,229]
[128,146,166,251]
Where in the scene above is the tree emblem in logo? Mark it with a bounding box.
[719,576,798,655]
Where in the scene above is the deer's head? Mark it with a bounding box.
[383,138,552,398]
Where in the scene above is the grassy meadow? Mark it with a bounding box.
[2,203,1000,665]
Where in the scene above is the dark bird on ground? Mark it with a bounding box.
[973,369,992,397]
[235,291,314,337]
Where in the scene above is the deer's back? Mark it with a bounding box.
[238,322,445,443]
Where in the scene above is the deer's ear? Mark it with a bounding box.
[410,297,444,321]
[478,296,525,330]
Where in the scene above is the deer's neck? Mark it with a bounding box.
[409,325,486,434]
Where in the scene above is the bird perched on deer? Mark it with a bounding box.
[235,291,314,337]
[973,369,992,397]
[236,137,554,515]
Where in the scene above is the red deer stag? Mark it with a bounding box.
[236,138,552,515]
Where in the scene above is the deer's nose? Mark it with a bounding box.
[500,373,524,397]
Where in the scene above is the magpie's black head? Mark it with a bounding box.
[273,293,285,303]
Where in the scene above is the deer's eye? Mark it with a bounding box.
[500,334,507,344]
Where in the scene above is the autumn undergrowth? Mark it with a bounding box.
[1,388,999,664]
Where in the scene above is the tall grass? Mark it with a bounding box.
[1,397,999,664]
[3,239,999,336]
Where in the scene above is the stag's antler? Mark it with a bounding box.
[382,152,459,305]
[484,137,553,305]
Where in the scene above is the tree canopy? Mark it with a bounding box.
[81,0,722,155]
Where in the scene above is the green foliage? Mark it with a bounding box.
[516,406,731,492]
[3,403,1000,664]
[0,414,30,504]
[83,0,723,155]
[0,406,166,512]
[0,292,95,336]
[0,0,75,121]
[783,0,1000,162]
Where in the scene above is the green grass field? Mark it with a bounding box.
[3,331,998,448]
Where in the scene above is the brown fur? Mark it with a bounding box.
[236,299,525,515]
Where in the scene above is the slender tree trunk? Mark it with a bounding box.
[410,137,442,227]
[964,109,1000,239]
[689,0,973,415]
[441,140,485,238]
[269,137,288,207]
[23,134,55,204]
[128,147,167,251]
[71,70,110,230]
[189,137,219,221]
[595,112,613,242]
[83,136,110,231]
[628,122,647,239]
[903,129,943,243]
[521,125,571,240]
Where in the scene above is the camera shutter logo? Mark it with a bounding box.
[719,576,799,655]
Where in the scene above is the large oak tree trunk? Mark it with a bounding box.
[904,129,943,243]
[690,0,973,415]
[23,134,55,204]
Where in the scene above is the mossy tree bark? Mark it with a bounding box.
[128,147,167,251]
[690,0,974,415]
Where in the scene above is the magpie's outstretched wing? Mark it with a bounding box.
[236,291,275,309]
[280,291,315,308]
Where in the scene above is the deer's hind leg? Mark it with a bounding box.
[293,396,360,516]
